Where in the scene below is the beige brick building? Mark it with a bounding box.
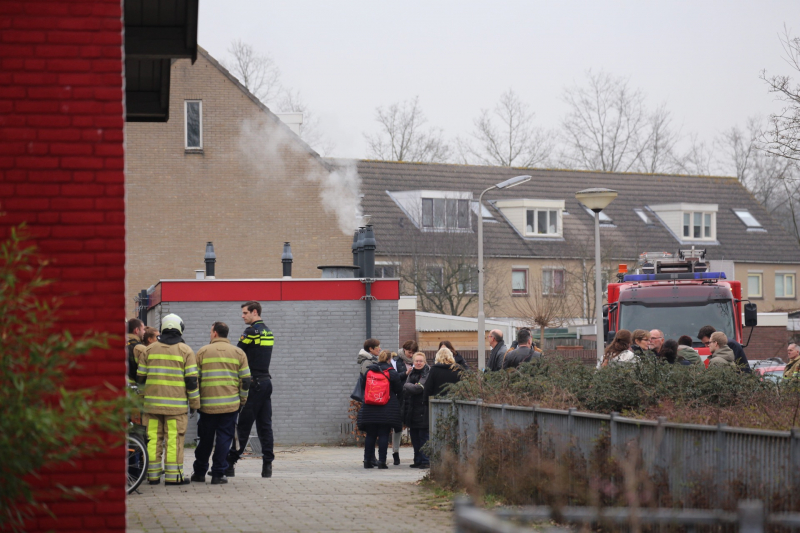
[126,48,356,314]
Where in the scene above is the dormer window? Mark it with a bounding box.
[526,209,560,235]
[682,212,714,239]
[494,199,565,238]
[649,203,718,243]
[421,198,470,229]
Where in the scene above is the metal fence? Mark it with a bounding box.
[430,399,800,510]
[454,497,800,533]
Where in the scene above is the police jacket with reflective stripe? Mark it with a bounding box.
[196,337,251,414]
[138,341,201,415]
[237,320,273,378]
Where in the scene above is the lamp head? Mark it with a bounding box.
[575,188,618,212]
[495,175,532,189]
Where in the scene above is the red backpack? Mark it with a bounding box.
[364,367,391,406]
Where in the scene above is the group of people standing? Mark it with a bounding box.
[354,339,465,469]
[127,300,275,486]
[603,325,751,371]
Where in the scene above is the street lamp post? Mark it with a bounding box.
[574,188,618,367]
[477,174,532,370]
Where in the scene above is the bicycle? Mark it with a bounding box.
[127,383,148,494]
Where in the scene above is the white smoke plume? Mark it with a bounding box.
[237,116,362,235]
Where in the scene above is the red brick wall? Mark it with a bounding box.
[399,309,416,348]
[0,0,126,530]
[747,326,791,361]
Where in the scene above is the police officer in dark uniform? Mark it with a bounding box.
[226,300,275,478]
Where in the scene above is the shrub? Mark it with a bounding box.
[442,355,798,430]
[0,227,125,530]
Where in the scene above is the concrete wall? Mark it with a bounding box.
[149,299,398,445]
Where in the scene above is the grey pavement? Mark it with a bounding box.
[127,446,453,533]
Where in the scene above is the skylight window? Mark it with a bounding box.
[581,204,613,224]
[634,208,652,225]
[733,209,762,229]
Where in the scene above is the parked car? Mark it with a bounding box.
[749,358,786,383]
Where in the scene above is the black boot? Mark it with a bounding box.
[210,475,228,485]
[377,461,388,469]
[364,460,374,469]
[190,472,205,483]
[261,463,272,478]
[225,451,238,477]
[393,452,400,466]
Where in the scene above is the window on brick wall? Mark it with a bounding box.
[185,100,202,149]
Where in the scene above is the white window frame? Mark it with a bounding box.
[375,261,400,279]
[457,266,479,295]
[776,272,796,299]
[525,209,561,236]
[425,266,443,294]
[732,208,763,229]
[542,267,566,296]
[421,197,471,231]
[682,211,716,241]
[512,268,529,296]
[184,100,203,150]
[747,272,763,299]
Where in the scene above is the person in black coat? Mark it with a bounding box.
[402,352,431,468]
[389,351,410,465]
[357,350,402,469]
[423,347,463,401]
[439,340,469,371]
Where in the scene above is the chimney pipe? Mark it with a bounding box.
[195,269,205,280]
[352,230,359,276]
[356,227,366,278]
[204,242,216,279]
[363,225,376,279]
[281,242,293,279]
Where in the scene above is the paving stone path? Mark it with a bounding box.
[127,446,453,533]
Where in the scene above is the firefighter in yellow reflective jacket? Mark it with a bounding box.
[190,321,251,484]
[137,313,200,486]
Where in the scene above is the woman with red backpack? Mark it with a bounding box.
[357,350,403,469]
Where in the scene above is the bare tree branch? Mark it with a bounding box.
[761,25,800,162]
[224,39,282,104]
[457,89,553,168]
[364,97,450,163]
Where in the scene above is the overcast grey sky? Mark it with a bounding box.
[198,1,800,164]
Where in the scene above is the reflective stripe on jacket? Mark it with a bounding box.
[196,337,251,414]
[237,320,274,377]
[138,341,200,415]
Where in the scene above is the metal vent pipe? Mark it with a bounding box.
[281,242,293,279]
[356,227,366,278]
[363,225,377,338]
[352,230,360,276]
[204,242,216,279]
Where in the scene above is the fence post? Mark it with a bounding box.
[568,407,576,449]
[610,411,618,451]
[792,428,800,493]
[738,499,764,533]
[501,403,507,431]
[476,399,483,442]
[715,423,728,507]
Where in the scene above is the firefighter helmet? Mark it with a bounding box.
[161,313,184,334]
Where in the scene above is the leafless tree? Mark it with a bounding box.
[514,274,578,347]
[225,40,282,104]
[457,89,553,168]
[225,40,335,155]
[364,97,450,163]
[673,133,716,176]
[275,88,336,156]
[383,204,501,315]
[718,116,800,244]
[636,104,682,174]
[560,70,651,172]
[761,26,800,162]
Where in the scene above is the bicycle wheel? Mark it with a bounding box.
[127,433,148,494]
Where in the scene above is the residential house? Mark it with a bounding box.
[126,47,356,314]
[356,160,800,347]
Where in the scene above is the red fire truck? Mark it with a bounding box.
[603,249,758,353]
